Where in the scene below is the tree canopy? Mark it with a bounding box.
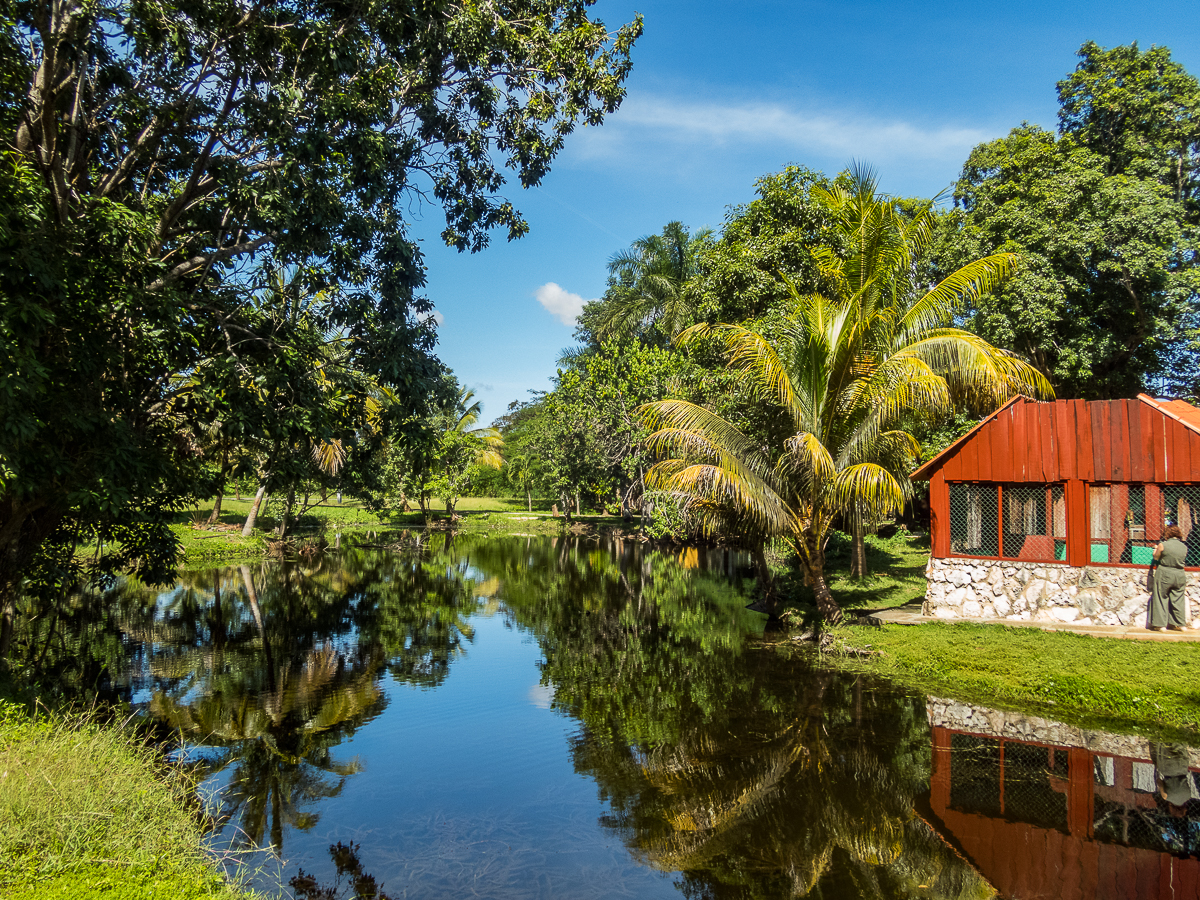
[0,0,642,637]
[938,42,1200,399]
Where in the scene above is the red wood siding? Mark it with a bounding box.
[919,397,1200,484]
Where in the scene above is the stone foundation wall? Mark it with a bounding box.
[923,557,1200,627]
[927,697,1200,765]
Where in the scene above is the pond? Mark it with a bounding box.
[24,534,1200,899]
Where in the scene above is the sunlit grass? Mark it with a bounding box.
[0,700,256,898]
[834,621,1200,738]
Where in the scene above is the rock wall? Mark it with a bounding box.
[927,697,1200,765]
[923,557,1200,627]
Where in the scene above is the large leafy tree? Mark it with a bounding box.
[532,341,708,519]
[0,0,642,650]
[938,42,1200,399]
[643,171,1051,622]
[686,166,841,325]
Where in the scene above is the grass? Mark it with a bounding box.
[822,528,930,611]
[172,495,640,562]
[831,620,1200,738]
[0,698,255,899]
[773,527,931,618]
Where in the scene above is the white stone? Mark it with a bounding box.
[945,587,967,608]
[950,569,971,587]
[1021,578,1046,606]
[963,600,984,618]
[993,596,1012,617]
[934,606,959,619]
[988,567,1004,586]
[1099,612,1121,626]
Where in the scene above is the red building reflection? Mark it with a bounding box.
[926,707,1200,899]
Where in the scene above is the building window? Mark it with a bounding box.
[1090,484,1200,565]
[948,483,1065,561]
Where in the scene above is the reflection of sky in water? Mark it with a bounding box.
[207,612,682,899]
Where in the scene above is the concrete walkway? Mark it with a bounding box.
[852,604,1200,642]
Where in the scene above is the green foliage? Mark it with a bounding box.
[576,221,714,346]
[938,42,1200,399]
[0,0,642,621]
[687,166,841,324]
[643,168,1049,620]
[532,342,708,515]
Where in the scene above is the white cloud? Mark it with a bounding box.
[575,94,991,165]
[418,309,444,327]
[533,282,595,326]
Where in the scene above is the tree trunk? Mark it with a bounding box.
[276,489,295,539]
[811,568,843,623]
[575,490,581,516]
[851,511,867,580]
[242,485,267,537]
[208,493,223,525]
[526,487,532,512]
[0,601,12,662]
[207,446,229,525]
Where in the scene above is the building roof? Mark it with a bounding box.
[912,395,1200,483]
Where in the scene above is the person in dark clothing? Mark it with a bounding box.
[1150,525,1190,631]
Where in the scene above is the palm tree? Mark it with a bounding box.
[641,169,1051,622]
[433,387,504,519]
[591,221,713,344]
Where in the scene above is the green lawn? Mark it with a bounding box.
[173,495,636,562]
[0,698,256,899]
[833,620,1200,738]
[823,529,930,611]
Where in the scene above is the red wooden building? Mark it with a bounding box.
[912,395,1200,570]
[928,722,1200,900]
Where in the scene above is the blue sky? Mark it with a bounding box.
[409,1,1200,423]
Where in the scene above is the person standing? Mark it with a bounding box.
[1150,525,1191,631]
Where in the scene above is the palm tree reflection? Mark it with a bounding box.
[136,543,482,853]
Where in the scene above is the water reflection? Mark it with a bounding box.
[11,533,1199,899]
[928,699,1200,899]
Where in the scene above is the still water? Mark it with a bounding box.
[35,534,1200,899]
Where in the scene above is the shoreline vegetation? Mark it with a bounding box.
[0,697,257,899]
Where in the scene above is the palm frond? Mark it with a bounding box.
[831,463,906,522]
[897,253,1017,339]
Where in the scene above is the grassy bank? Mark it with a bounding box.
[174,495,635,563]
[831,621,1200,738]
[819,529,930,611]
[0,698,254,899]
